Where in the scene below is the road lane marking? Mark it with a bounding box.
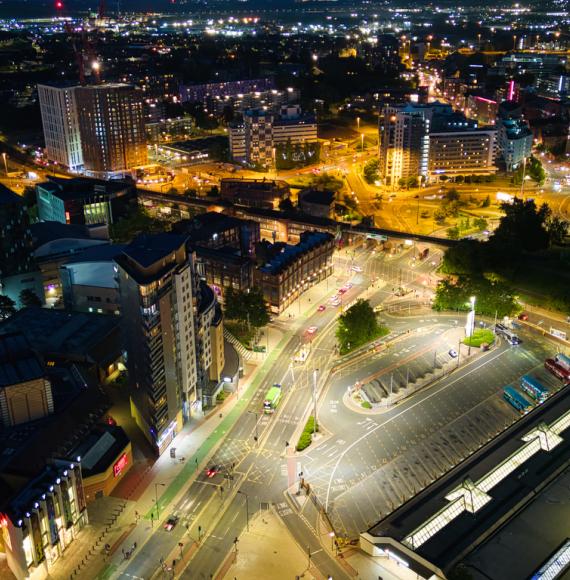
[324,346,512,510]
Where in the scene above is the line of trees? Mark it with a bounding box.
[436,198,569,315]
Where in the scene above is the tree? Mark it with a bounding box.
[434,208,447,225]
[454,175,464,183]
[474,217,488,231]
[224,287,270,328]
[397,177,407,189]
[311,172,343,192]
[343,194,357,212]
[19,289,42,308]
[22,185,36,207]
[363,158,380,184]
[433,276,519,318]
[440,240,484,275]
[445,200,461,217]
[109,207,166,243]
[444,188,460,202]
[336,299,388,354]
[447,226,460,240]
[279,198,295,212]
[481,194,491,208]
[546,215,569,247]
[527,156,546,186]
[407,176,419,189]
[0,295,16,320]
[491,198,550,253]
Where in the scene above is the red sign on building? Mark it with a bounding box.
[113,453,128,478]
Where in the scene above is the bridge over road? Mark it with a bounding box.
[137,189,459,248]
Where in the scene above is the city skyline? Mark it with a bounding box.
[0,2,568,579]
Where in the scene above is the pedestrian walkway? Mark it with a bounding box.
[215,509,316,580]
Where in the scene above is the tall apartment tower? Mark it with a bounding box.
[379,105,430,186]
[229,106,317,165]
[244,109,274,165]
[37,84,84,171]
[75,83,148,177]
[116,234,199,455]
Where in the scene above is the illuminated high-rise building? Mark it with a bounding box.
[38,84,84,172]
[39,83,148,178]
[379,105,430,186]
[116,233,222,455]
[75,84,147,178]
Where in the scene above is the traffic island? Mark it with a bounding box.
[295,415,319,452]
[343,327,492,415]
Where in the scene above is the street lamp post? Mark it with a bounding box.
[329,531,335,553]
[1,153,7,176]
[360,133,364,152]
[468,296,476,357]
[356,117,360,131]
[154,482,166,521]
[237,490,249,532]
[312,369,318,436]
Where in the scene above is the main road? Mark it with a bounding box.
[108,244,439,579]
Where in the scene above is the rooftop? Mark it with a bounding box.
[63,243,127,265]
[259,231,333,276]
[0,308,120,361]
[195,245,251,266]
[0,332,45,388]
[119,233,186,270]
[68,424,129,477]
[173,211,244,243]
[0,364,109,482]
[300,189,335,206]
[367,387,570,576]
[0,184,23,206]
[30,221,93,249]
[37,176,133,202]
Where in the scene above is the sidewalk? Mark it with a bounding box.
[215,509,316,580]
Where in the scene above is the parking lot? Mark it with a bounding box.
[304,331,557,538]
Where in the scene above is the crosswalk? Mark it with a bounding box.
[223,328,257,361]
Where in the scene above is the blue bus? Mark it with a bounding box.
[503,386,532,414]
[520,375,549,403]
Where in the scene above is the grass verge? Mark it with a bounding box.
[463,328,495,347]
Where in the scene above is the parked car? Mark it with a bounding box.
[518,313,529,321]
[448,349,458,358]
